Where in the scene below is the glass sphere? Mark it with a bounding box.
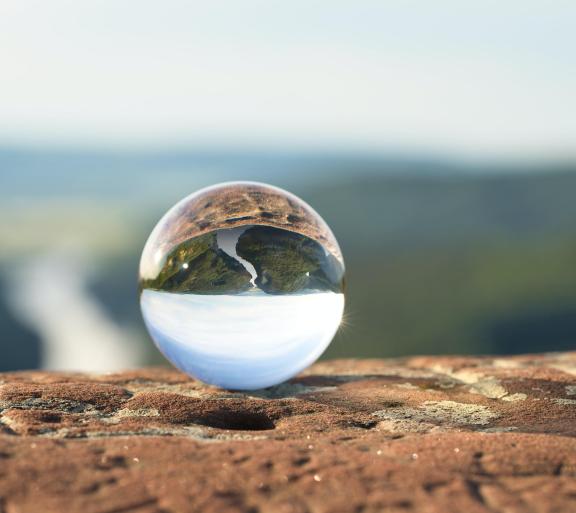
[139,182,345,390]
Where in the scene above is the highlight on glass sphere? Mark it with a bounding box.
[139,182,345,390]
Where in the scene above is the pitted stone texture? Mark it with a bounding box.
[0,352,575,512]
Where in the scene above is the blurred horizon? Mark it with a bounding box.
[1,146,575,373]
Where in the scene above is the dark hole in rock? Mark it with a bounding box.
[38,412,62,423]
[346,419,378,429]
[96,455,128,470]
[224,216,255,224]
[286,214,302,223]
[198,410,275,431]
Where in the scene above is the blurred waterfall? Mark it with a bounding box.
[3,251,145,372]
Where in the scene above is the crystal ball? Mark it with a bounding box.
[139,182,345,390]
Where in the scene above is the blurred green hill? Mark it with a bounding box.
[1,149,575,369]
[303,169,576,357]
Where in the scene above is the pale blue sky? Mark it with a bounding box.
[0,0,574,157]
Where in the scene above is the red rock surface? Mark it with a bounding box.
[1,353,575,512]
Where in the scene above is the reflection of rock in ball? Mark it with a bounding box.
[139,182,345,390]
[140,182,343,283]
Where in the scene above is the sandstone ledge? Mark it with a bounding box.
[0,352,575,513]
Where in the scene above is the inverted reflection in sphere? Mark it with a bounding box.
[139,182,345,390]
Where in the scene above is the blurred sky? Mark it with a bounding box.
[0,0,574,158]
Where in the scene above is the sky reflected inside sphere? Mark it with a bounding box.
[141,290,344,390]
